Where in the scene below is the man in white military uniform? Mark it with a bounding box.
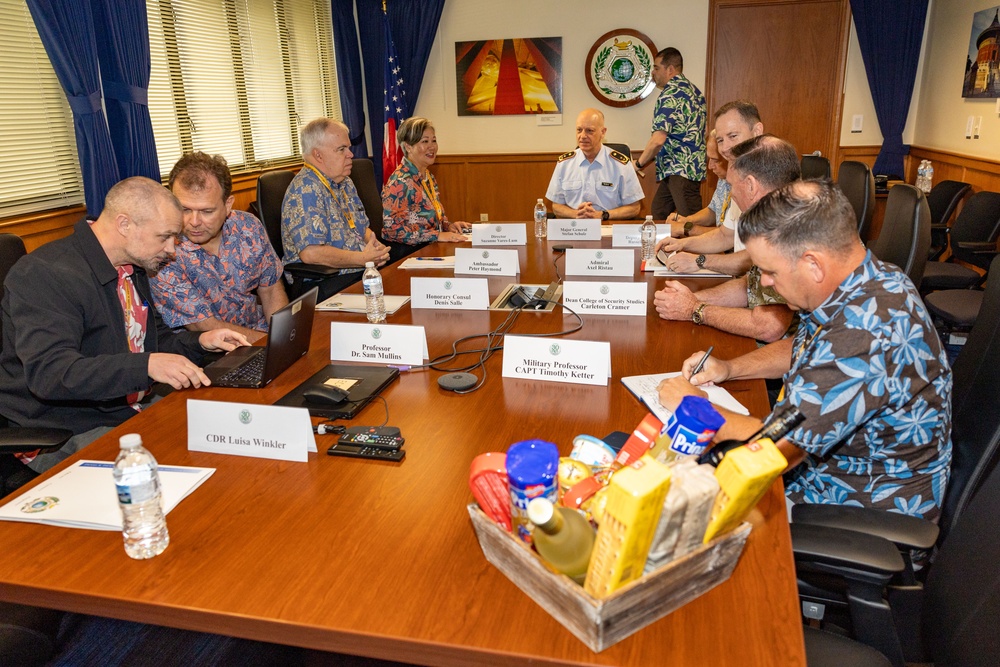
[545,108,644,220]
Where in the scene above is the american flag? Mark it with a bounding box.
[382,9,407,185]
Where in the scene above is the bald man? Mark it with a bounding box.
[545,108,644,220]
[0,177,248,474]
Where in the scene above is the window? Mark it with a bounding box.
[147,0,340,177]
[0,0,84,217]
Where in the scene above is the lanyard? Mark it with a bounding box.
[304,164,357,230]
[719,192,732,222]
[419,172,444,229]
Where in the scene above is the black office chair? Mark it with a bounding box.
[837,161,875,241]
[604,142,632,160]
[350,157,415,265]
[801,155,831,180]
[255,170,338,298]
[792,252,1000,665]
[868,184,931,286]
[920,191,1000,293]
[926,180,971,261]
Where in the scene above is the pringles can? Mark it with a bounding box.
[506,439,559,543]
[651,396,725,463]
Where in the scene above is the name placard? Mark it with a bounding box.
[564,248,635,277]
[562,281,648,315]
[502,336,610,386]
[471,223,527,246]
[611,224,671,247]
[187,399,316,462]
[330,322,427,365]
[547,218,602,241]
[454,248,520,276]
[410,277,490,310]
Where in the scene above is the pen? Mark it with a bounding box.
[691,346,714,376]
[415,257,446,261]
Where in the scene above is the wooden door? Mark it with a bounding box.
[707,0,851,164]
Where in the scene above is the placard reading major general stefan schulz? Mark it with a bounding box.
[564,248,635,276]
[329,322,427,365]
[471,223,527,245]
[547,218,602,240]
[187,399,316,462]
[502,335,610,386]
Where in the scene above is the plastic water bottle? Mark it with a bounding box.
[925,161,934,193]
[533,198,547,239]
[362,261,386,323]
[114,434,169,560]
[640,215,656,261]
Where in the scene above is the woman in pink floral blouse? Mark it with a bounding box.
[381,117,471,245]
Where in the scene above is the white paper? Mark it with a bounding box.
[0,460,215,531]
[562,281,647,316]
[454,247,520,276]
[188,399,316,461]
[502,335,610,386]
[398,256,456,269]
[564,248,635,277]
[547,218,602,241]
[621,372,751,423]
[317,294,410,313]
[409,277,490,310]
[471,223,527,245]
[330,322,427,365]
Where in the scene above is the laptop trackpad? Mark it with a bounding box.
[208,346,260,372]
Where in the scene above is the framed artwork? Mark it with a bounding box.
[964,6,1000,98]
[455,37,562,116]
[585,29,658,108]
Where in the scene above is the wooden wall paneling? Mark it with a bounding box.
[0,205,85,252]
[908,146,1000,194]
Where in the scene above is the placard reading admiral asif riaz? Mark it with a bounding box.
[502,336,611,386]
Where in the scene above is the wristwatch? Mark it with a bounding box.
[695,254,706,269]
[692,303,707,325]
[683,221,694,237]
[601,210,610,221]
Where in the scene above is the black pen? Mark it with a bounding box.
[691,346,714,376]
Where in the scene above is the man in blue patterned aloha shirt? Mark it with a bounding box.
[152,152,287,343]
[634,47,707,220]
[281,118,389,300]
[659,179,952,522]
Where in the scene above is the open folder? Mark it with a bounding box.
[0,460,214,531]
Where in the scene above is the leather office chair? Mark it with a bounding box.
[920,191,1000,293]
[604,142,632,159]
[349,157,414,265]
[926,180,971,261]
[868,184,930,286]
[255,170,338,298]
[792,253,1000,665]
[837,161,875,240]
[801,155,831,180]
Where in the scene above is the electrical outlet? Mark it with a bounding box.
[851,114,863,133]
[479,213,488,222]
[966,116,975,139]
[975,116,982,139]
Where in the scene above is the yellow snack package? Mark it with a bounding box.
[584,455,672,599]
[703,438,787,542]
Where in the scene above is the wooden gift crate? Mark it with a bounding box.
[467,504,751,652]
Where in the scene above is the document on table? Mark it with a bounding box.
[398,256,456,269]
[647,251,731,277]
[317,294,410,314]
[0,460,215,531]
[621,372,750,423]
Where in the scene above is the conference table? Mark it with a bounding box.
[0,228,805,666]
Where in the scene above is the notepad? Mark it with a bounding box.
[317,294,410,314]
[399,256,456,269]
[621,372,750,424]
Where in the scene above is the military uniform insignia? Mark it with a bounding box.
[609,149,630,165]
[557,150,576,162]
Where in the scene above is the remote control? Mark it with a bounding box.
[327,442,405,461]
[338,426,404,450]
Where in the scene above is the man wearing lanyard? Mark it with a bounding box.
[0,177,249,475]
[659,180,953,522]
[281,118,390,301]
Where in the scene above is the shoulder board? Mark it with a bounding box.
[609,150,630,165]
[557,150,576,162]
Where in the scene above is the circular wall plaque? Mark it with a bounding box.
[585,29,658,108]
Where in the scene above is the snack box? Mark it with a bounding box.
[467,504,750,652]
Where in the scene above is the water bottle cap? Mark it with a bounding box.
[527,496,554,525]
[119,433,143,449]
[365,261,374,268]
[537,198,543,203]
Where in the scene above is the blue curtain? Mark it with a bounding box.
[91,0,160,182]
[26,0,121,217]
[850,0,929,177]
[356,0,447,182]
[331,0,369,156]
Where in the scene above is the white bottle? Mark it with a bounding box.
[924,161,934,193]
[640,215,656,261]
[533,198,547,239]
[362,261,386,323]
[114,433,169,560]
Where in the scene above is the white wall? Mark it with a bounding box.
[413,0,709,154]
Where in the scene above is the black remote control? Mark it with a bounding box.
[338,426,404,450]
[326,442,405,461]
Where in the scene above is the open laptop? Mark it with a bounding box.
[205,287,318,388]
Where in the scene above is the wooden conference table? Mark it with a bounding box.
[0,230,805,666]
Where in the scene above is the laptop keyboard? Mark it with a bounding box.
[217,350,266,385]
